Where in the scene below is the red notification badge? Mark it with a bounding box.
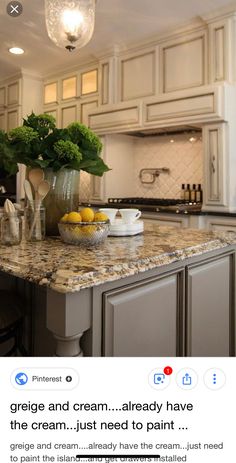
[164,366,173,375]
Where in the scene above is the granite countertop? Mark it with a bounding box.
[0,224,236,293]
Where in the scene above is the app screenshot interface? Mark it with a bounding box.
[0,357,235,463]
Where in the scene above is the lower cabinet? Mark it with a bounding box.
[142,213,190,228]
[103,271,183,356]
[186,255,234,356]
[102,252,235,357]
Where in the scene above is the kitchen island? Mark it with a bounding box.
[0,223,235,357]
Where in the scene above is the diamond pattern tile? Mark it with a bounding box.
[134,134,203,198]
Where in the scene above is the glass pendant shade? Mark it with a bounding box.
[45,0,96,51]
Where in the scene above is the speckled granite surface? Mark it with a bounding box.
[0,224,235,293]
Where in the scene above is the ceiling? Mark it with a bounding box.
[0,0,235,80]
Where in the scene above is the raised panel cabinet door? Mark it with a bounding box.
[120,51,155,101]
[203,123,227,207]
[0,112,6,131]
[0,87,6,108]
[7,109,19,130]
[61,105,77,128]
[186,255,234,356]
[7,81,19,106]
[160,33,206,93]
[103,272,183,357]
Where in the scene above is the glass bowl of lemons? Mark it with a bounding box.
[58,208,110,246]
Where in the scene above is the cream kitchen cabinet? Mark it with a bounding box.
[0,86,6,109]
[203,123,227,210]
[43,67,99,128]
[159,29,207,93]
[118,48,157,102]
[0,79,21,131]
[142,212,190,228]
[204,215,236,232]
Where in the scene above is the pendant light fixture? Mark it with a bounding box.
[44,0,96,52]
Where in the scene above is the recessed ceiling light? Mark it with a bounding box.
[9,47,25,55]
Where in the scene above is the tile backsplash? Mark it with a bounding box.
[79,171,91,201]
[133,133,203,198]
[79,133,203,202]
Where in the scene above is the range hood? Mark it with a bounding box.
[125,125,202,137]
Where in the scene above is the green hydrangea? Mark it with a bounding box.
[67,122,102,153]
[54,140,82,163]
[24,112,56,130]
[9,126,39,144]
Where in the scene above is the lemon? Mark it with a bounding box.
[60,213,69,222]
[67,211,82,223]
[80,207,95,222]
[94,212,108,222]
[81,225,96,236]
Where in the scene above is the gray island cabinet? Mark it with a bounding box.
[0,224,235,357]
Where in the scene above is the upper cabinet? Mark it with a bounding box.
[43,67,100,127]
[0,78,21,132]
[41,9,236,132]
[0,86,6,108]
[44,81,58,105]
[119,49,156,101]
[81,69,98,95]
[159,30,207,93]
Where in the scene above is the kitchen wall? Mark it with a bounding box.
[133,133,203,199]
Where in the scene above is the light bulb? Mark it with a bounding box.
[62,9,84,42]
[45,0,96,51]
[9,47,24,54]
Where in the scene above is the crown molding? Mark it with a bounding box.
[43,55,99,80]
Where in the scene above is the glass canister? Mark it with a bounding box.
[0,211,22,245]
[24,202,46,241]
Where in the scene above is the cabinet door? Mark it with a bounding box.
[0,112,6,131]
[142,215,189,228]
[203,123,227,207]
[7,81,19,106]
[44,82,58,105]
[7,109,19,130]
[204,216,236,233]
[0,87,6,108]
[120,50,155,101]
[103,272,183,357]
[61,104,77,128]
[186,255,234,356]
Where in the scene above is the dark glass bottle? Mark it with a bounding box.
[196,184,203,203]
[180,184,185,201]
[190,184,196,202]
[184,184,190,202]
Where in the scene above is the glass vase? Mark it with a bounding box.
[43,168,80,235]
[24,201,46,242]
